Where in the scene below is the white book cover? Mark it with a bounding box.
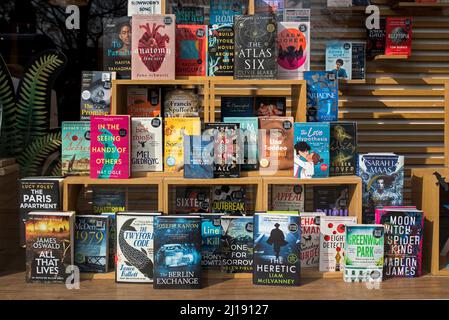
[271,185,305,212]
[325,41,352,80]
[319,216,357,272]
[128,0,162,16]
[132,117,163,172]
[300,212,325,268]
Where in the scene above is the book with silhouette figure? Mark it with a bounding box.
[131,117,163,172]
[62,121,90,176]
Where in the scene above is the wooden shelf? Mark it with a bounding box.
[374,55,409,61]
[262,175,362,185]
[81,272,115,280]
[63,176,163,185]
[394,2,449,8]
[340,79,366,84]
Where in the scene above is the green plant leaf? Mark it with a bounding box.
[0,54,18,157]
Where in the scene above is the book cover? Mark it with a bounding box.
[204,123,240,178]
[300,212,325,268]
[221,97,254,119]
[131,14,176,80]
[254,212,301,286]
[175,187,212,214]
[208,24,234,76]
[176,24,207,76]
[131,117,163,172]
[62,121,90,176]
[74,215,109,273]
[367,18,386,59]
[271,185,305,212]
[313,186,349,216]
[211,185,246,215]
[154,216,202,289]
[293,122,330,178]
[259,116,294,173]
[357,153,404,224]
[285,0,311,8]
[103,17,132,79]
[254,97,287,117]
[223,117,259,171]
[351,42,366,80]
[283,9,310,22]
[164,89,200,117]
[164,117,201,172]
[25,212,75,282]
[326,41,352,80]
[330,122,357,176]
[234,14,277,79]
[171,6,204,24]
[183,134,214,179]
[254,0,284,20]
[327,0,352,6]
[90,115,130,179]
[210,0,247,25]
[92,187,126,214]
[101,212,116,270]
[128,0,162,15]
[319,216,357,272]
[80,71,115,120]
[304,71,338,122]
[127,87,161,117]
[200,213,223,269]
[116,212,160,283]
[221,216,254,273]
[277,21,310,79]
[386,17,412,56]
[344,224,385,282]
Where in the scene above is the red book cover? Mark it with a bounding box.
[175,25,207,77]
[385,17,412,56]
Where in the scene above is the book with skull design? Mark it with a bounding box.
[131,117,163,172]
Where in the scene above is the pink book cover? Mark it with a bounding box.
[90,115,130,179]
[374,206,416,224]
[131,14,176,80]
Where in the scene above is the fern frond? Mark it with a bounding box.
[0,55,18,157]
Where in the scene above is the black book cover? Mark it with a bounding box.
[211,185,246,215]
[208,24,234,76]
[313,186,349,216]
[103,17,132,79]
[329,122,357,176]
[351,42,366,80]
[367,18,386,59]
[175,187,212,214]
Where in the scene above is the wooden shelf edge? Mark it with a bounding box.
[63,176,164,185]
[394,2,449,8]
[374,55,409,61]
[262,175,362,185]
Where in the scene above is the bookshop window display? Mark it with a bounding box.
[0,0,448,297]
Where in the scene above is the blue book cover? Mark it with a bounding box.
[62,121,90,176]
[200,213,223,269]
[154,216,202,289]
[293,123,330,178]
[304,71,338,122]
[208,24,234,76]
[75,215,109,273]
[223,117,259,171]
[325,41,353,80]
[357,153,404,224]
[183,135,214,179]
[254,212,301,286]
[221,97,254,119]
[92,187,126,214]
[101,212,116,270]
[172,6,204,24]
[210,0,246,24]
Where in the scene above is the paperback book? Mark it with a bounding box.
[283,8,310,22]
[254,97,286,117]
[131,117,163,172]
[176,24,207,76]
[164,89,200,118]
[200,213,223,269]
[221,97,254,119]
[128,0,162,15]
[183,134,214,179]
[211,185,246,215]
[351,42,366,80]
[386,17,412,57]
[127,87,161,117]
[300,212,325,268]
[171,6,204,24]
[271,185,305,212]
[80,71,115,120]
[329,122,357,176]
[175,187,212,214]
[103,17,132,79]
[92,187,126,214]
[285,0,311,8]
[101,212,116,269]
[210,0,247,25]
[367,18,386,59]
[208,24,234,76]
[62,121,90,176]
[304,71,338,122]
[313,186,349,216]
[325,41,352,80]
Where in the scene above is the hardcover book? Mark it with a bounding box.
[211,185,246,215]
[128,0,162,15]
[221,97,254,119]
[313,186,349,216]
[329,122,357,176]
[131,117,163,172]
[101,212,116,269]
[154,216,202,289]
[164,89,200,118]
[351,42,366,80]
[164,117,201,172]
[171,6,204,24]
[300,212,325,268]
[344,224,385,282]
[176,25,207,76]
[62,121,90,176]
[271,185,305,212]
[127,87,161,117]
[200,213,223,269]
[116,212,161,283]
[25,212,75,283]
[131,14,176,80]
[304,71,338,122]
[103,17,132,79]
[367,18,386,59]
[254,212,301,286]
[183,134,214,179]
[283,8,310,22]
[357,153,404,224]
[80,71,115,120]
[175,187,212,214]
[293,122,330,178]
[210,0,247,25]
[255,0,284,20]
[221,216,254,273]
[319,216,357,272]
[92,187,126,214]
[234,14,277,79]
[90,115,130,179]
[386,17,412,57]
[74,215,109,273]
[208,24,234,76]
[254,97,286,117]
[326,41,352,80]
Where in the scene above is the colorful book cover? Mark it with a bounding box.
[221,216,254,273]
[283,9,310,22]
[234,14,277,79]
[90,115,130,179]
[92,187,126,214]
[221,97,254,119]
[211,185,246,215]
[163,89,200,118]
[127,87,161,117]
[154,216,202,289]
[171,6,204,25]
[223,117,259,171]
[304,71,338,122]
[62,121,90,176]
[131,14,176,80]
[386,17,412,57]
[116,212,160,283]
[351,42,366,80]
[277,21,310,79]
[376,209,424,278]
[208,24,234,76]
[101,212,116,270]
[102,17,132,79]
[254,212,301,286]
[175,187,212,214]
[254,0,284,20]
[319,216,357,272]
[254,97,286,117]
[330,122,357,176]
[164,117,201,172]
[325,41,352,80]
[367,18,386,59]
[176,25,207,76]
[313,186,349,216]
[25,212,75,283]
[131,117,163,172]
[300,212,325,268]
[183,134,214,179]
[259,116,294,173]
[344,224,385,283]
[74,215,109,273]
[210,0,247,25]
[128,0,162,15]
[271,185,305,212]
[200,213,223,269]
[80,71,115,120]
[293,122,330,178]
[357,153,404,224]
